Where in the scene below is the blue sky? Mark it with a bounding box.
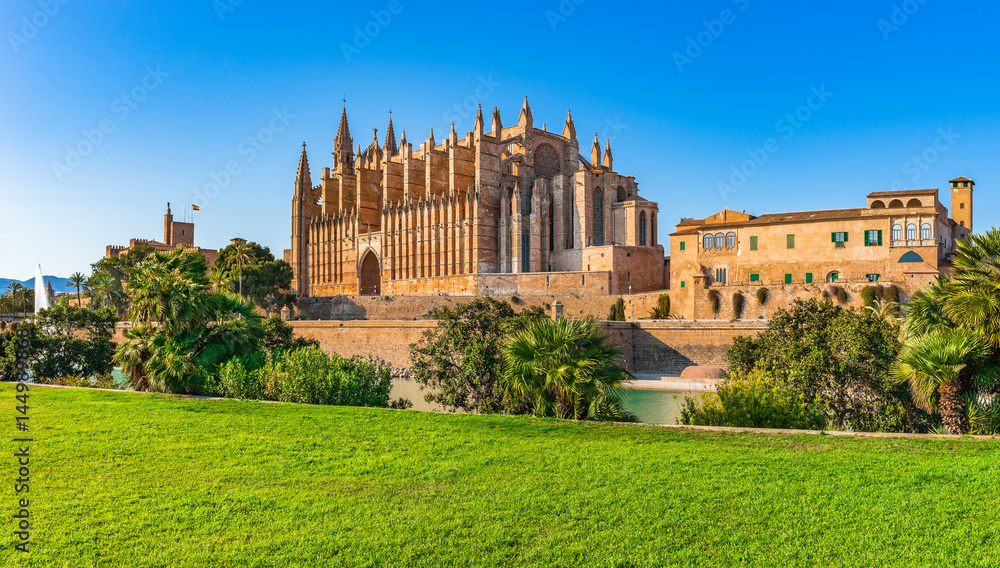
[2,0,997,280]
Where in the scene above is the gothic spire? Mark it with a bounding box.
[474,104,484,136]
[427,128,436,148]
[383,113,398,156]
[400,129,407,149]
[518,96,533,128]
[491,106,503,137]
[591,133,601,167]
[562,109,577,142]
[333,106,354,168]
[603,138,613,170]
[296,142,312,190]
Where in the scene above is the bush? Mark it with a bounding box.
[861,286,877,307]
[261,315,319,352]
[709,291,721,316]
[830,285,848,304]
[756,287,769,306]
[732,292,745,319]
[884,284,900,304]
[214,347,396,408]
[608,298,626,321]
[680,369,827,430]
[34,374,122,389]
[649,293,670,319]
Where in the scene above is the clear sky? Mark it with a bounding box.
[2,0,997,280]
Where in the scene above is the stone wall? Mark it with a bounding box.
[294,290,671,321]
[287,318,766,376]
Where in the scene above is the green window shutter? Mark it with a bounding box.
[787,234,794,249]
[680,281,685,288]
[864,231,870,247]
[844,232,848,242]
[679,241,685,251]
[785,274,792,284]
[832,232,836,243]
[806,273,813,284]
[877,230,882,246]
[750,274,759,282]
[750,236,758,251]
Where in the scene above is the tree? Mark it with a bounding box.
[728,299,930,432]
[944,228,1000,348]
[608,297,626,321]
[114,248,263,394]
[88,245,154,318]
[503,316,636,421]
[242,260,296,316]
[890,328,999,434]
[260,315,318,352]
[649,293,670,319]
[410,297,545,414]
[31,305,117,380]
[208,267,231,293]
[67,272,87,306]
[228,241,257,298]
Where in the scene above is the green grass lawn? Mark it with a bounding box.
[2,384,999,568]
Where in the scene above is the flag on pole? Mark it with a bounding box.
[192,205,200,211]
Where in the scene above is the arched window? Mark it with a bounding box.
[892,224,903,241]
[921,223,931,240]
[906,223,917,240]
[889,199,904,208]
[704,234,714,249]
[651,213,657,246]
[870,200,886,209]
[726,232,736,247]
[715,233,725,248]
[593,188,604,246]
[715,267,728,285]
[827,271,840,283]
[907,198,923,208]
[639,212,647,246]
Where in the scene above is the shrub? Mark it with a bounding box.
[34,374,122,389]
[649,293,670,319]
[732,292,745,319]
[884,284,900,304]
[756,287,769,306]
[608,298,626,321]
[861,286,877,307]
[709,291,721,316]
[830,285,848,304]
[261,315,319,352]
[680,369,827,430]
[214,347,396,408]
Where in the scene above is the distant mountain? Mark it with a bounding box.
[0,276,74,293]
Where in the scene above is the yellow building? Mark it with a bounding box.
[668,177,974,319]
[106,204,220,267]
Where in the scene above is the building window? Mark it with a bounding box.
[521,232,530,272]
[750,273,759,282]
[952,182,958,188]
[679,241,685,251]
[715,267,727,285]
[703,234,713,249]
[827,271,840,282]
[832,232,848,247]
[592,188,604,246]
[715,233,724,249]
[750,236,758,251]
[960,203,965,209]
[892,224,903,241]
[787,234,795,249]
[906,223,917,240]
[639,212,647,246]
[867,274,881,282]
[680,281,685,288]
[726,232,736,248]
[964,181,969,187]
[865,230,882,247]
[651,213,657,246]
[806,273,813,284]
[784,274,792,284]
[921,223,931,240]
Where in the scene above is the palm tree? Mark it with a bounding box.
[503,316,635,421]
[87,273,119,315]
[890,328,999,434]
[6,283,29,318]
[901,277,952,340]
[208,267,231,293]
[67,272,87,307]
[229,241,256,298]
[866,299,901,326]
[944,228,1000,348]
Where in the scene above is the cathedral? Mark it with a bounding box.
[285,98,666,297]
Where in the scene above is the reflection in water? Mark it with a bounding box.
[391,378,699,424]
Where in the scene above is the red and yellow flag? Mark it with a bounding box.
[192,205,200,211]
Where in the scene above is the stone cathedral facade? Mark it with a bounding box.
[285,98,666,298]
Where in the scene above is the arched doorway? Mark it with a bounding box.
[359,251,381,296]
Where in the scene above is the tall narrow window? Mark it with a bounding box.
[726,232,736,248]
[892,224,903,241]
[750,236,758,251]
[651,213,657,246]
[549,200,555,251]
[906,223,917,240]
[521,231,530,272]
[704,234,714,249]
[787,234,795,249]
[593,188,604,246]
[639,212,647,246]
[921,223,931,240]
